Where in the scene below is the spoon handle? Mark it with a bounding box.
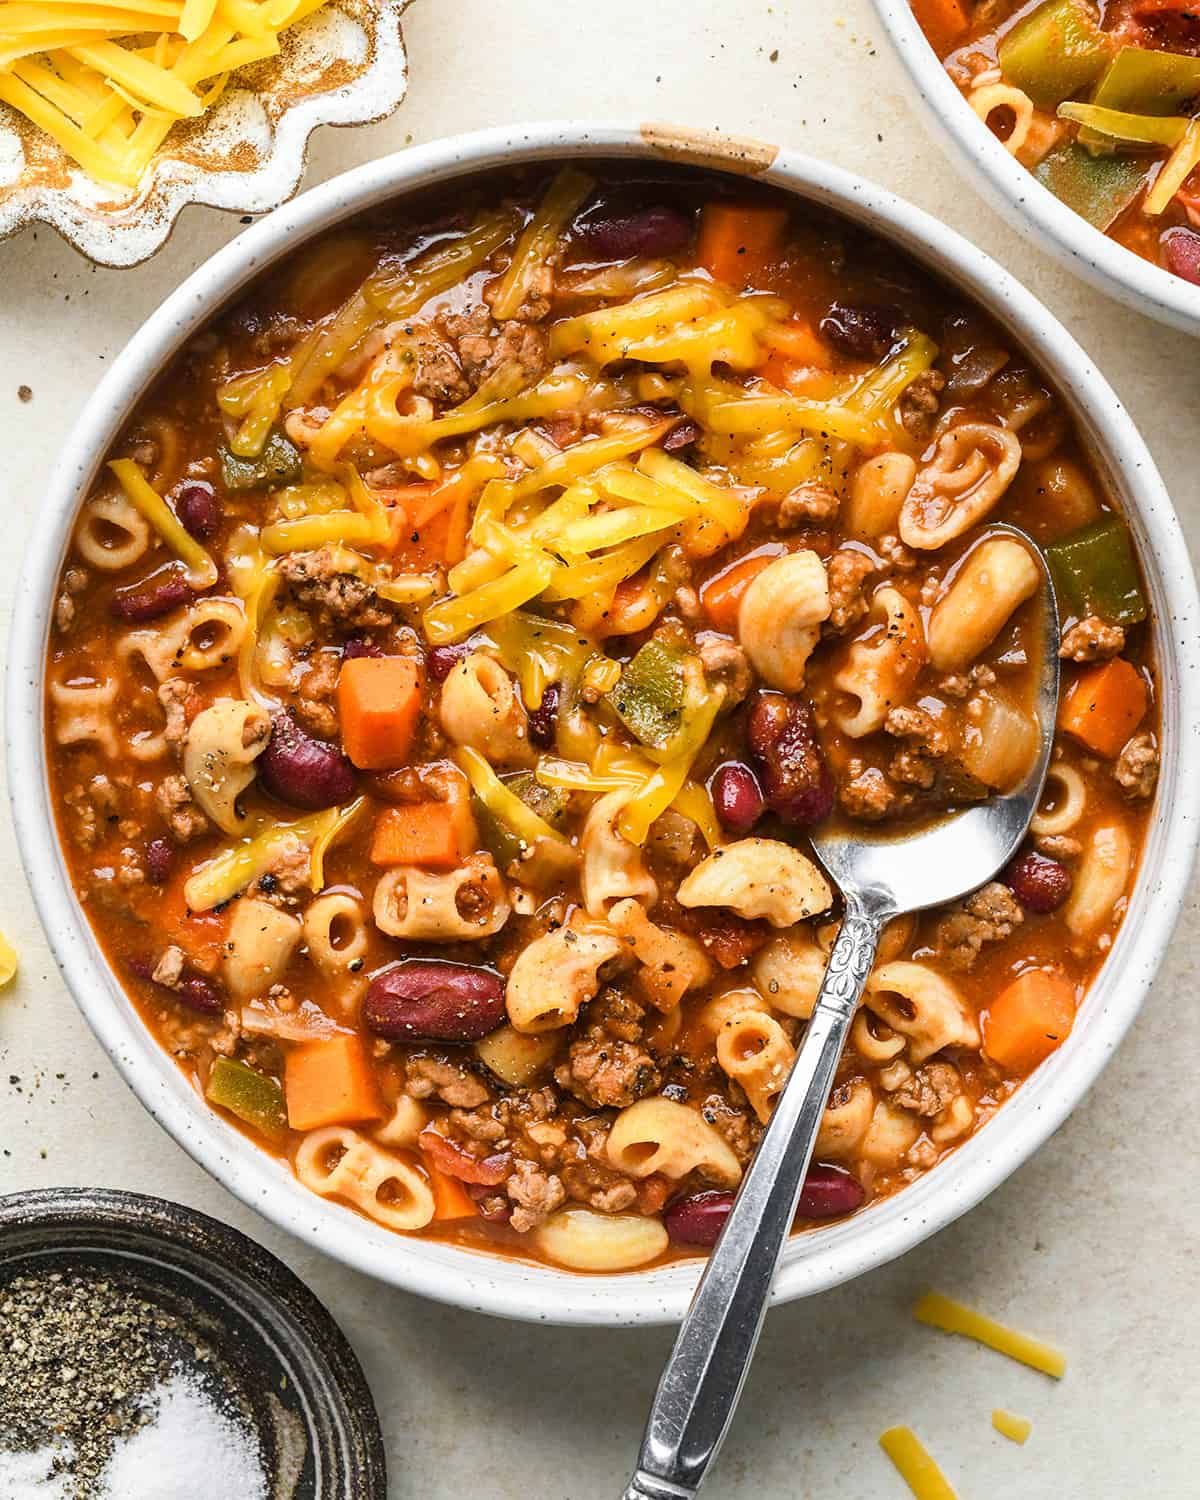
[622,897,887,1500]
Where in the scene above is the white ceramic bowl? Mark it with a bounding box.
[9,122,1200,1325]
[870,0,1200,334]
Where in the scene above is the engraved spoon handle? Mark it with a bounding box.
[622,895,887,1500]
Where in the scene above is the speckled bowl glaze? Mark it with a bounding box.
[0,0,412,268]
[0,1187,386,1497]
[8,123,1200,1326]
[869,0,1200,334]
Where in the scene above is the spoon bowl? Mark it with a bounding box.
[625,526,1060,1500]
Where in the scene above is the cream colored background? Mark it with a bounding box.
[1,2,1197,1494]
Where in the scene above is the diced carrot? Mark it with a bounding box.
[1059,657,1148,758]
[911,0,969,53]
[423,1161,479,1221]
[697,201,788,290]
[369,802,461,869]
[284,1033,384,1131]
[983,969,1076,1073]
[701,553,777,633]
[758,354,838,397]
[337,655,422,770]
[764,318,831,367]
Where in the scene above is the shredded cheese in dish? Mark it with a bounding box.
[913,1291,1067,1378]
[0,0,333,187]
[878,1427,958,1500]
[0,928,16,986]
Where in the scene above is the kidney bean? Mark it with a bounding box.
[426,642,469,681]
[144,838,175,885]
[1004,851,1072,913]
[662,418,702,453]
[179,975,225,1016]
[527,680,561,749]
[364,960,506,1042]
[110,574,194,622]
[796,1162,866,1219]
[1162,226,1200,287]
[175,482,221,541]
[420,1125,511,1185]
[710,761,765,835]
[577,204,693,260]
[747,693,835,826]
[818,301,904,361]
[342,635,384,660]
[258,713,356,811]
[664,1190,734,1247]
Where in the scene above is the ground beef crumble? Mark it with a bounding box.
[696,633,752,706]
[554,988,662,1109]
[154,774,208,842]
[778,480,840,528]
[405,1055,491,1108]
[1059,616,1125,662]
[933,881,1023,970]
[1113,731,1158,799]
[277,548,392,633]
[897,368,945,441]
[825,549,875,634]
[889,1061,961,1116]
[439,304,550,388]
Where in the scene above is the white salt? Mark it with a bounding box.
[0,1443,75,1500]
[98,1372,267,1500]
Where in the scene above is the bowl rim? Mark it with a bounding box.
[9,120,1200,1326]
[868,0,1200,335]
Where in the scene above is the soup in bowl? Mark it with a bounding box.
[11,126,1198,1322]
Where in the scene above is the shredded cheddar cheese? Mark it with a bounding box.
[991,1409,1032,1445]
[0,928,17,987]
[913,1291,1067,1378]
[878,1427,958,1500]
[0,0,336,187]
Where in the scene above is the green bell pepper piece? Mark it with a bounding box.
[472,774,570,869]
[1033,141,1152,228]
[1090,46,1200,116]
[1045,516,1147,626]
[219,430,303,491]
[1058,102,1190,149]
[607,639,689,752]
[206,1057,289,1141]
[997,0,1114,109]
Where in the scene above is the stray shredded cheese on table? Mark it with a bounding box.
[878,1426,959,1500]
[913,1291,1067,1378]
[0,928,16,986]
[992,1409,1033,1445]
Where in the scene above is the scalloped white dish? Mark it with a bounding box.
[0,0,412,267]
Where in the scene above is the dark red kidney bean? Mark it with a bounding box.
[747,693,835,826]
[342,635,384,660]
[427,642,469,681]
[818,301,904,361]
[364,961,506,1042]
[527,680,560,750]
[665,1190,734,1247]
[796,1162,866,1220]
[110,574,194,622]
[578,204,693,260]
[1162,226,1200,286]
[126,953,156,983]
[144,838,175,885]
[710,761,765,835]
[1004,851,1072,913]
[662,418,702,452]
[258,713,356,811]
[175,482,221,541]
[179,975,225,1016]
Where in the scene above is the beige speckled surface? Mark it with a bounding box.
[1,2,1197,1494]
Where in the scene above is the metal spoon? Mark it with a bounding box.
[623,526,1059,1500]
